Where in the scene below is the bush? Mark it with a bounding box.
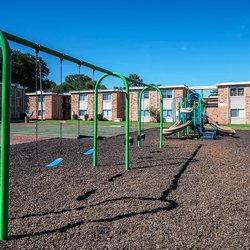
[97,113,104,121]
[84,114,89,120]
[148,106,160,122]
[73,114,78,120]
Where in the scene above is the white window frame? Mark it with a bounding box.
[163,109,172,117]
[103,109,112,117]
[103,93,112,101]
[230,109,245,118]
[141,110,150,117]
[162,89,173,98]
[230,87,244,97]
[38,96,45,102]
[79,94,88,101]
[38,110,45,116]
[143,91,149,99]
[79,109,88,116]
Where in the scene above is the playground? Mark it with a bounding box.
[0,128,249,249]
[0,30,249,249]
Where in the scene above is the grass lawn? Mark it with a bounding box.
[10,120,250,131]
[28,119,172,127]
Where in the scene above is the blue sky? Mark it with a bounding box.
[1,0,250,89]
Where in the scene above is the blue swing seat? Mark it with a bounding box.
[83,148,95,156]
[46,158,63,168]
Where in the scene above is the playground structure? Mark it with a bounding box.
[0,31,165,240]
[0,30,239,242]
[163,91,236,139]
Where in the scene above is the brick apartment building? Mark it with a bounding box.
[70,89,125,120]
[0,83,26,119]
[129,85,188,122]
[217,81,250,124]
[26,92,71,120]
[24,81,250,125]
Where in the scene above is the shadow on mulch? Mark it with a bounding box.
[9,144,202,240]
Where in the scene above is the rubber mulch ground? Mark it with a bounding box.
[0,128,249,249]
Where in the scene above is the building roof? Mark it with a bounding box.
[69,89,125,94]
[129,84,188,90]
[0,82,27,89]
[216,81,250,87]
[189,85,217,90]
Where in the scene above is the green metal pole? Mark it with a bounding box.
[93,72,130,170]
[1,30,153,89]
[138,89,143,147]
[200,90,204,136]
[0,31,11,240]
[183,98,187,136]
[193,101,196,137]
[186,89,190,136]
[137,86,163,148]
[177,102,181,138]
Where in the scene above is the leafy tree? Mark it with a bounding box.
[0,49,52,92]
[209,89,218,96]
[129,73,143,83]
[49,74,107,93]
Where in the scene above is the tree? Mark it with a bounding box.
[49,74,107,93]
[0,49,52,92]
[209,89,218,96]
[129,73,143,83]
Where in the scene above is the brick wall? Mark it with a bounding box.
[112,92,125,120]
[218,87,228,124]
[71,93,79,119]
[130,90,139,121]
[245,85,250,124]
[71,92,125,121]
[205,106,218,122]
[27,94,63,120]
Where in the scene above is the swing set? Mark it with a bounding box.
[0,30,164,240]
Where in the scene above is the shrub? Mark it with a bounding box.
[84,114,89,120]
[97,113,104,121]
[73,114,78,120]
[148,106,160,122]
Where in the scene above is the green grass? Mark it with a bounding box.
[28,119,172,127]
[221,124,250,130]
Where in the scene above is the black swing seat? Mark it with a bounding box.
[137,134,146,142]
[124,136,134,146]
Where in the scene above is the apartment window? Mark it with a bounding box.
[103,109,112,116]
[143,91,149,99]
[79,110,88,116]
[38,110,45,116]
[230,87,244,96]
[79,94,88,101]
[162,89,173,98]
[163,109,172,117]
[38,96,45,102]
[103,93,111,100]
[141,110,150,117]
[230,109,245,118]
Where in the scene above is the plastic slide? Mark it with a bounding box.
[163,120,192,136]
[207,116,236,135]
[180,107,193,113]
